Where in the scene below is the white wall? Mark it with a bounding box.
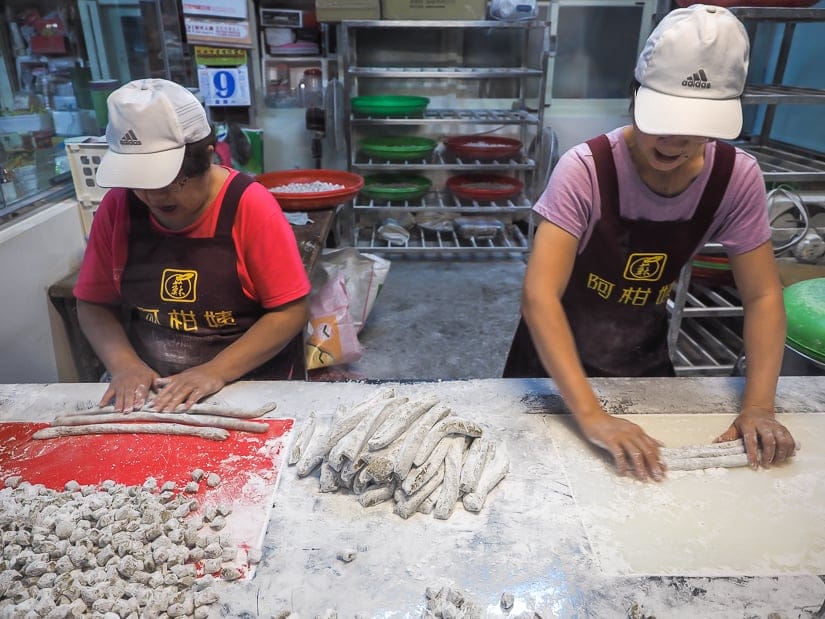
[545,100,633,156]
[257,105,348,173]
[0,200,87,382]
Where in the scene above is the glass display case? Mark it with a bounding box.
[0,0,195,221]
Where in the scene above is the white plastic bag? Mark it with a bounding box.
[318,248,390,333]
[305,269,363,370]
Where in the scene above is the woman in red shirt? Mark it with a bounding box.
[75,79,310,413]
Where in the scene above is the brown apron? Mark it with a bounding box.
[503,135,735,378]
[121,173,303,379]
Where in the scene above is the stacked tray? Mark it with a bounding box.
[358,136,437,161]
[351,96,430,118]
[361,174,432,201]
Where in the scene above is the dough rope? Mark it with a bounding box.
[288,411,317,465]
[664,453,749,471]
[434,437,466,520]
[463,448,510,513]
[459,438,494,494]
[367,395,439,451]
[51,412,268,434]
[412,417,483,467]
[62,401,277,419]
[32,423,229,441]
[328,397,408,471]
[661,438,800,471]
[393,403,452,480]
[659,439,745,460]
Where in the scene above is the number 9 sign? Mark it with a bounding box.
[212,70,235,98]
[198,66,251,107]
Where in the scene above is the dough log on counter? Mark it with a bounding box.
[51,412,268,433]
[32,423,230,441]
[37,401,280,441]
[661,438,800,471]
[61,401,278,419]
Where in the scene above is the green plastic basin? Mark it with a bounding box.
[360,174,432,201]
[784,277,825,363]
[359,135,437,161]
[351,95,429,118]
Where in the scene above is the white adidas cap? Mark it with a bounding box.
[96,79,211,189]
[633,4,750,140]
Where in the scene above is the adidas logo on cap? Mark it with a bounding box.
[682,69,711,89]
[119,130,142,146]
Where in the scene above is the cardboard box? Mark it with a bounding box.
[380,0,486,20]
[315,0,381,22]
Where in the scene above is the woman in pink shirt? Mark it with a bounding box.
[504,5,795,481]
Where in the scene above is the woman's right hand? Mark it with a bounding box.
[577,410,664,482]
[100,362,159,413]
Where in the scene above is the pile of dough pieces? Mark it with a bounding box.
[423,585,525,619]
[0,471,249,618]
[289,388,509,520]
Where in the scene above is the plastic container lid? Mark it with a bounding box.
[784,277,825,363]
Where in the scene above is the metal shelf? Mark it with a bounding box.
[667,268,745,377]
[349,66,545,79]
[352,148,537,171]
[734,141,825,183]
[729,7,825,22]
[667,7,825,375]
[341,19,550,255]
[667,281,742,318]
[341,19,547,28]
[353,222,530,254]
[667,278,745,376]
[353,189,533,213]
[350,108,541,126]
[672,316,743,377]
[743,83,825,105]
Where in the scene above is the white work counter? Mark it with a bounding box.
[1,377,824,617]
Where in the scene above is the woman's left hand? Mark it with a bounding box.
[148,367,226,412]
[715,406,797,468]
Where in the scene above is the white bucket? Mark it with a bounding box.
[12,165,38,195]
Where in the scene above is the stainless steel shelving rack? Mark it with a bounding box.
[339,19,551,255]
[669,6,825,376]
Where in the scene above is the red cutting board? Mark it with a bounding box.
[0,419,294,578]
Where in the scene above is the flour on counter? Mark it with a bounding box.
[546,412,825,576]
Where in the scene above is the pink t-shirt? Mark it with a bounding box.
[74,169,311,309]
[533,127,770,256]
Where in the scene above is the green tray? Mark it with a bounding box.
[359,136,437,161]
[361,174,432,201]
[351,95,429,118]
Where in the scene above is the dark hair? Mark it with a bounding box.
[180,127,217,179]
[628,78,641,114]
